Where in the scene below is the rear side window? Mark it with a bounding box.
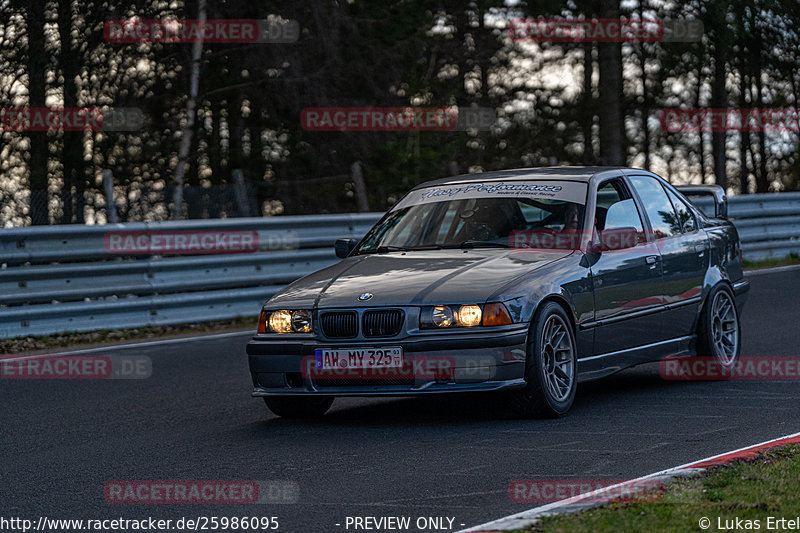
[628,176,680,239]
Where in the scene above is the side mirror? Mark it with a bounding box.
[675,185,728,219]
[334,238,357,258]
[597,227,639,251]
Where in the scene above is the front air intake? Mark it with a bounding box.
[320,311,358,338]
[362,309,404,337]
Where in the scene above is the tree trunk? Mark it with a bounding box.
[709,3,729,191]
[597,0,625,166]
[27,0,49,225]
[753,34,769,193]
[227,93,245,217]
[738,71,751,194]
[710,45,727,190]
[58,0,85,223]
[232,169,252,217]
[693,48,705,184]
[209,99,221,185]
[582,42,595,165]
[638,2,650,170]
[172,0,207,219]
[351,161,370,212]
[103,169,118,223]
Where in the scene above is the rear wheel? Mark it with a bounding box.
[508,302,577,418]
[263,396,334,418]
[697,284,741,374]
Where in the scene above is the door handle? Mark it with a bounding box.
[695,243,706,256]
[645,255,659,267]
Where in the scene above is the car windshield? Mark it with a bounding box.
[355,183,587,253]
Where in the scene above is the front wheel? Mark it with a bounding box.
[263,396,334,418]
[697,284,741,375]
[508,302,578,418]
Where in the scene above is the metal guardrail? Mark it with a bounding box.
[0,214,382,338]
[0,192,798,339]
[691,192,800,261]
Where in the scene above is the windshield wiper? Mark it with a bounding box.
[357,245,409,254]
[357,245,442,254]
[457,240,510,249]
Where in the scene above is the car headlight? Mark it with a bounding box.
[420,302,512,329]
[263,310,313,333]
[457,304,482,327]
[291,310,313,333]
[431,305,455,327]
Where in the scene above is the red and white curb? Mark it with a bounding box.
[459,430,800,532]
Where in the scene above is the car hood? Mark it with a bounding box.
[266,249,574,308]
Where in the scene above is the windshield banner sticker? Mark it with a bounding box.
[393,180,587,209]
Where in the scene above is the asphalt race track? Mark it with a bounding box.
[3,267,799,532]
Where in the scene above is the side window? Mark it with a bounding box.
[595,180,644,233]
[666,188,697,233]
[604,199,644,233]
[594,180,646,249]
[628,176,680,239]
[596,181,622,212]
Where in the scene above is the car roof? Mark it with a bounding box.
[411,166,651,190]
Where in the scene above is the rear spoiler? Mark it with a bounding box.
[675,184,728,219]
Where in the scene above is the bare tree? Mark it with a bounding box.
[708,0,730,191]
[597,0,625,166]
[26,0,48,224]
[172,0,207,219]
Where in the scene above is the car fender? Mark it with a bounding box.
[694,222,744,332]
[495,254,593,356]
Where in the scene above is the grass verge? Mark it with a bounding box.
[742,253,800,270]
[523,445,800,533]
[0,316,257,355]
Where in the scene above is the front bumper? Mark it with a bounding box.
[247,325,529,397]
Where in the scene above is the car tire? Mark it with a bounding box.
[696,283,741,376]
[263,396,334,418]
[508,302,578,418]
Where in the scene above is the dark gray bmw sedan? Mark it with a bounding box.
[247,167,749,418]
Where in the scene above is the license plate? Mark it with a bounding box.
[314,347,403,370]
